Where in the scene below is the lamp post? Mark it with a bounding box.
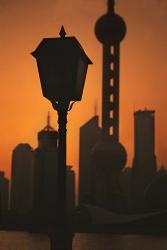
[31,26,92,250]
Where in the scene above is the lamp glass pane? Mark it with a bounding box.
[75,58,88,100]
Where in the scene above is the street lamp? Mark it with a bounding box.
[31,26,92,250]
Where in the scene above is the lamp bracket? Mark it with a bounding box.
[52,101,76,113]
[68,101,76,111]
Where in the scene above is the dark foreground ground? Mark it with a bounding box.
[1,208,167,235]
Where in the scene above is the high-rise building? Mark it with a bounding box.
[79,116,101,204]
[90,0,127,211]
[66,165,75,216]
[131,110,157,212]
[10,144,34,213]
[0,171,9,211]
[33,113,58,220]
[34,114,76,220]
[133,110,157,171]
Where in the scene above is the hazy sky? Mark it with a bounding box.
[0,0,167,179]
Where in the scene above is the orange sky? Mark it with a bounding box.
[0,0,167,180]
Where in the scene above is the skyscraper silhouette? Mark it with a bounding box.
[0,171,9,212]
[10,144,34,213]
[33,114,76,221]
[79,116,101,204]
[66,165,75,216]
[131,110,157,212]
[33,113,58,220]
[90,0,127,211]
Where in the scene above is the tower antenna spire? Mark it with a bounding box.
[43,111,55,131]
[107,0,115,13]
[94,100,98,116]
[47,111,51,127]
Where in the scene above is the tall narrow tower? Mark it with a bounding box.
[33,113,58,219]
[95,0,126,139]
[133,110,157,171]
[131,110,157,212]
[91,0,127,211]
[10,144,34,213]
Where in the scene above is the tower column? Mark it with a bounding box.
[92,0,127,211]
[102,43,120,141]
[113,44,120,141]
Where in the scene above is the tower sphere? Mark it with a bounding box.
[91,136,127,172]
[95,13,126,44]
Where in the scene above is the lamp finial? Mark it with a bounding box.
[59,25,67,38]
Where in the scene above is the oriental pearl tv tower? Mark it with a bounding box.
[91,0,127,211]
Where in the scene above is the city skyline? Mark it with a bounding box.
[0,0,167,178]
